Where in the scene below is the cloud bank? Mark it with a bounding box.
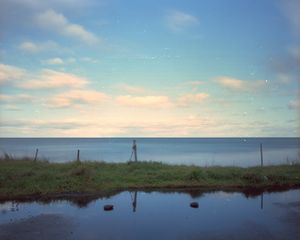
[35,9,99,44]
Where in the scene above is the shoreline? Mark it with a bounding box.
[1,158,300,201]
[1,185,300,203]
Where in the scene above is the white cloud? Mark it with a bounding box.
[18,40,59,53]
[177,93,209,107]
[185,81,205,86]
[47,89,109,108]
[216,76,266,91]
[116,84,146,95]
[80,57,99,63]
[0,94,34,104]
[288,100,300,109]
[178,80,205,92]
[0,64,26,84]
[2,0,95,10]
[277,73,292,84]
[17,69,88,89]
[42,57,64,65]
[35,9,99,44]
[19,41,40,52]
[116,95,172,108]
[0,118,128,137]
[166,10,199,32]
[0,63,93,90]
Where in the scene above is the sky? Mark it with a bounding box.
[0,0,299,137]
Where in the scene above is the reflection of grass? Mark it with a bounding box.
[1,157,300,198]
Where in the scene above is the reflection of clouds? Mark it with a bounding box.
[0,202,19,213]
[274,201,300,212]
[0,202,11,212]
[0,214,75,239]
[214,191,240,200]
[274,200,300,236]
[271,190,300,203]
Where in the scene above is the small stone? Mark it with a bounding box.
[190,202,199,208]
[104,205,114,211]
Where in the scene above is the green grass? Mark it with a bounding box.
[1,156,300,199]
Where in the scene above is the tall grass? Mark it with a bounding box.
[0,157,299,198]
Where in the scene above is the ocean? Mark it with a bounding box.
[0,138,299,167]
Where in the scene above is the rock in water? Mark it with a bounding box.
[190,202,199,208]
[104,205,114,211]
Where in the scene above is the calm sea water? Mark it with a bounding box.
[1,189,300,239]
[0,138,299,167]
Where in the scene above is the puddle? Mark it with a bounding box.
[1,189,300,239]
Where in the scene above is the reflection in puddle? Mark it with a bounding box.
[0,202,19,214]
[130,191,137,212]
[0,189,300,240]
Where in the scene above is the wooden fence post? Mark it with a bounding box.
[260,143,263,167]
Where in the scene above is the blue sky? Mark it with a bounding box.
[0,0,299,137]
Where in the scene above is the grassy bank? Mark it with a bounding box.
[1,157,300,199]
